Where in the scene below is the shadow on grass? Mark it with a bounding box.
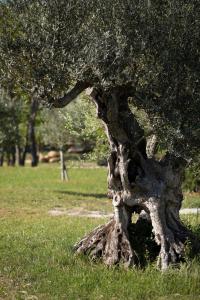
[54,190,107,199]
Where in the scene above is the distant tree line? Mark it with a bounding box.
[0,89,108,168]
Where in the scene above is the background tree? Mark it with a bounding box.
[0,87,40,166]
[0,90,18,166]
[21,97,39,167]
[39,108,70,181]
[39,95,109,180]
[1,0,200,270]
[0,0,74,167]
[0,89,28,166]
[64,95,109,164]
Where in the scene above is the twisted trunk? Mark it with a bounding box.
[74,87,199,270]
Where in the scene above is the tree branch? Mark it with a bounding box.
[52,81,90,108]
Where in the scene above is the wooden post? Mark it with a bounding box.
[60,149,68,181]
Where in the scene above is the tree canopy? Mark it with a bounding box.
[0,0,200,160]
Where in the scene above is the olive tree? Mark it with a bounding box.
[1,0,200,270]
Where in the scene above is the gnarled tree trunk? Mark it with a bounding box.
[74,87,199,270]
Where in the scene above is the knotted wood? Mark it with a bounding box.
[74,87,199,270]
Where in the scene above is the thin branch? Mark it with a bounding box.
[52,81,90,108]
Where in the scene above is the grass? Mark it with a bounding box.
[183,193,200,209]
[0,164,110,215]
[0,164,200,300]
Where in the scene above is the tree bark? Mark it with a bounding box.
[21,98,39,167]
[6,152,11,166]
[60,149,68,181]
[52,81,90,108]
[16,145,24,166]
[74,87,199,270]
[21,145,28,166]
[10,145,16,166]
[0,150,4,166]
[29,98,39,167]
[146,134,158,158]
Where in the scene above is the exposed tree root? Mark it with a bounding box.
[74,218,137,267]
[74,208,199,270]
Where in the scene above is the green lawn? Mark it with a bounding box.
[183,193,200,209]
[0,164,200,300]
[0,164,110,215]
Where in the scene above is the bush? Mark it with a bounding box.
[183,165,200,192]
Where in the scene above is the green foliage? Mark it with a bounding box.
[39,108,71,149]
[1,0,200,161]
[0,90,22,150]
[64,95,109,162]
[183,164,200,193]
[0,88,40,154]
[38,95,109,161]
